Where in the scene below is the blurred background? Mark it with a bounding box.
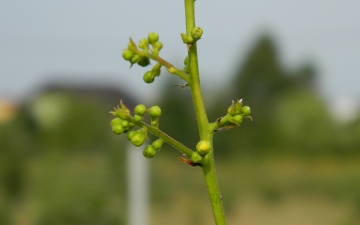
[1,1,360,225]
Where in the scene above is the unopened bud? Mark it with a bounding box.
[191,27,203,40]
[241,106,251,116]
[148,32,159,44]
[196,140,211,156]
[143,145,157,158]
[191,152,203,163]
[143,71,154,83]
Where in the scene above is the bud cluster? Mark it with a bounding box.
[189,140,211,163]
[215,99,252,131]
[110,101,164,159]
[122,32,164,84]
[180,27,203,44]
[143,138,165,159]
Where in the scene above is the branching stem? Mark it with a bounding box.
[132,48,189,82]
[184,0,227,224]
[131,120,194,157]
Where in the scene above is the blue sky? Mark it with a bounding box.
[1,0,360,103]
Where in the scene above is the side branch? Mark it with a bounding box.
[132,120,194,157]
[132,48,189,83]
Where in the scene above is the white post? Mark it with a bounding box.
[127,144,149,225]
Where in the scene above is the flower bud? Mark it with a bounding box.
[231,115,242,125]
[110,101,131,120]
[241,106,251,116]
[112,123,125,135]
[180,33,194,44]
[110,118,122,126]
[151,119,159,128]
[149,106,161,118]
[196,140,211,156]
[130,55,140,64]
[134,104,147,116]
[191,27,203,40]
[143,71,154,83]
[137,57,150,67]
[148,32,159,44]
[151,48,159,57]
[133,114,142,122]
[184,56,189,65]
[131,132,145,146]
[121,120,129,129]
[152,138,164,150]
[122,49,134,61]
[143,145,156,158]
[138,38,149,51]
[191,151,203,163]
[227,100,243,116]
[153,42,163,51]
[127,130,136,141]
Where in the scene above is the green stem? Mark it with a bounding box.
[132,46,189,82]
[184,0,208,140]
[202,137,227,225]
[184,0,227,224]
[132,120,194,157]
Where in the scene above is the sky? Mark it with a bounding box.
[1,0,360,104]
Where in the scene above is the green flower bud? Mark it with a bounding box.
[130,132,145,146]
[130,55,140,64]
[151,48,159,57]
[122,49,134,61]
[180,33,194,44]
[121,119,129,129]
[133,114,142,122]
[184,56,189,65]
[137,57,150,67]
[148,32,159,44]
[112,123,125,135]
[143,71,154,83]
[153,41,163,51]
[149,106,161,118]
[231,115,242,125]
[227,100,243,116]
[143,145,157,158]
[191,27,203,40]
[151,119,158,128]
[110,118,122,126]
[241,106,251,116]
[138,38,149,51]
[110,101,131,120]
[134,104,147,116]
[152,138,164,150]
[191,151,202,163]
[196,140,211,156]
[127,130,136,141]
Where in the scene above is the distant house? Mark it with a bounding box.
[38,82,137,110]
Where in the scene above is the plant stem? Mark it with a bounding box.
[136,121,194,157]
[131,48,189,82]
[202,137,227,225]
[184,0,227,224]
